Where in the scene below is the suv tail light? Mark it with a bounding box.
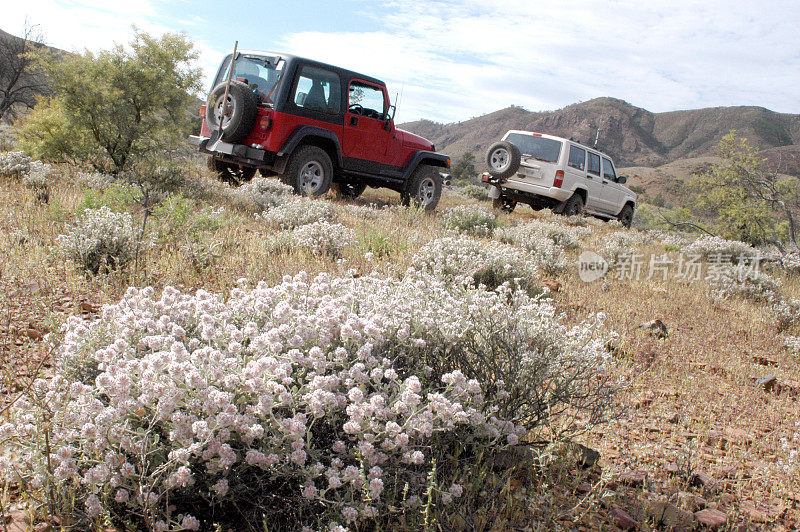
[199,105,206,118]
[257,115,272,132]
[481,172,491,183]
[554,170,564,188]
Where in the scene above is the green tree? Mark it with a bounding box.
[20,29,201,173]
[691,131,798,246]
[451,151,476,182]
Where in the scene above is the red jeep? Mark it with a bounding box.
[190,50,450,209]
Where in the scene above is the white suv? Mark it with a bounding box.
[482,130,636,227]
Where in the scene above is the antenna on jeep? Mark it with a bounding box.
[593,127,601,148]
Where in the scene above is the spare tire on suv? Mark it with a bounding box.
[486,140,521,180]
[205,81,259,143]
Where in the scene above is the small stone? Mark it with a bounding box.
[610,507,638,530]
[640,319,668,338]
[664,411,680,423]
[694,508,727,528]
[756,374,777,393]
[543,279,561,292]
[576,482,592,494]
[677,491,707,512]
[690,471,712,488]
[619,470,646,487]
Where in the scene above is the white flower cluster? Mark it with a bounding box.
[291,220,357,258]
[22,160,53,191]
[340,203,383,220]
[235,177,295,211]
[56,206,140,274]
[600,230,654,265]
[774,298,800,332]
[412,235,539,292]
[76,171,117,191]
[2,270,610,528]
[783,336,800,354]
[455,184,489,202]
[777,248,800,275]
[0,151,31,179]
[708,265,782,304]
[778,421,800,474]
[257,198,338,230]
[684,235,756,261]
[0,125,15,151]
[494,221,586,274]
[442,204,499,236]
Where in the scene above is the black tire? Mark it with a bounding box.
[618,204,634,228]
[284,145,333,197]
[401,165,442,210]
[208,156,256,186]
[206,81,259,143]
[562,194,584,217]
[492,195,516,213]
[332,180,367,199]
[486,141,521,180]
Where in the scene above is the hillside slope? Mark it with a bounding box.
[401,98,800,168]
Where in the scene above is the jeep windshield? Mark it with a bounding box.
[213,54,285,104]
[506,133,562,164]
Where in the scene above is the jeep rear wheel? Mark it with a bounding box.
[332,180,367,199]
[208,156,256,186]
[206,81,259,143]
[486,141,521,180]
[402,165,442,210]
[562,193,584,217]
[284,145,333,197]
[618,204,634,228]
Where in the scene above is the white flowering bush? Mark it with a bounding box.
[257,199,337,230]
[339,203,382,220]
[494,222,585,274]
[56,206,140,274]
[684,235,757,262]
[783,336,800,354]
[0,150,31,179]
[2,271,612,529]
[774,298,800,332]
[412,235,540,293]
[22,161,53,191]
[777,248,800,276]
[291,220,357,258]
[234,177,294,211]
[0,125,16,151]
[76,171,117,191]
[599,230,653,266]
[457,184,489,201]
[442,204,499,236]
[708,264,782,304]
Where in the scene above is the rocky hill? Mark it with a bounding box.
[400,98,800,170]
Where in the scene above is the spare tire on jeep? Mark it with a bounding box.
[486,141,521,180]
[206,81,259,143]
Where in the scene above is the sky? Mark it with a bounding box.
[4,0,800,124]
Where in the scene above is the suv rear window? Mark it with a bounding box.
[568,145,586,170]
[293,66,341,115]
[506,133,562,164]
[587,152,601,176]
[214,54,284,101]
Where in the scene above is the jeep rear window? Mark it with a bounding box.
[506,133,562,164]
[293,66,342,115]
[214,55,285,102]
[568,145,586,170]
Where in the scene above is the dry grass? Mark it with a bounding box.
[2,162,799,529]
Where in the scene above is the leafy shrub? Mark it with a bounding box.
[0,125,16,151]
[2,271,611,529]
[22,161,52,191]
[78,182,141,213]
[458,184,489,201]
[0,150,31,179]
[181,238,222,273]
[257,199,337,230]
[56,206,140,274]
[442,204,499,236]
[412,235,539,292]
[291,220,357,258]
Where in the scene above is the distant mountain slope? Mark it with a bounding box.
[400,97,800,169]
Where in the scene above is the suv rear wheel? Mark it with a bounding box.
[618,204,634,228]
[562,193,584,217]
[402,165,442,210]
[285,145,334,197]
[208,156,256,185]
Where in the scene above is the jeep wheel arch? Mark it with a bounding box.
[277,126,343,171]
[401,152,450,181]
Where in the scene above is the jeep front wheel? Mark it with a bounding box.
[208,156,256,186]
[332,180,367,199]
[402,165,442,210]
[618,204,634,228]
[284,145,333,197]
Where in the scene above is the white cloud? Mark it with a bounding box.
[282,0,800,122]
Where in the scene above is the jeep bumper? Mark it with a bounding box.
[192,135,280,169]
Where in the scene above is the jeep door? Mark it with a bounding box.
[342,80,393,173]
[601,157,624,214]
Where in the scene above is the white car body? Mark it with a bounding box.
[488,130,636,218]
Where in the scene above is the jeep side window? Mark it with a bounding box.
[587,152,601,176]
[568,145,586,171]
[349,82,386,120]
[602,157,617,181]
[292,65,341,115]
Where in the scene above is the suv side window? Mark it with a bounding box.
[587,152,601,176]
[349,81,386,120]
[602,157,617,181]
[568,145,586,171]
[292,65,341,115]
